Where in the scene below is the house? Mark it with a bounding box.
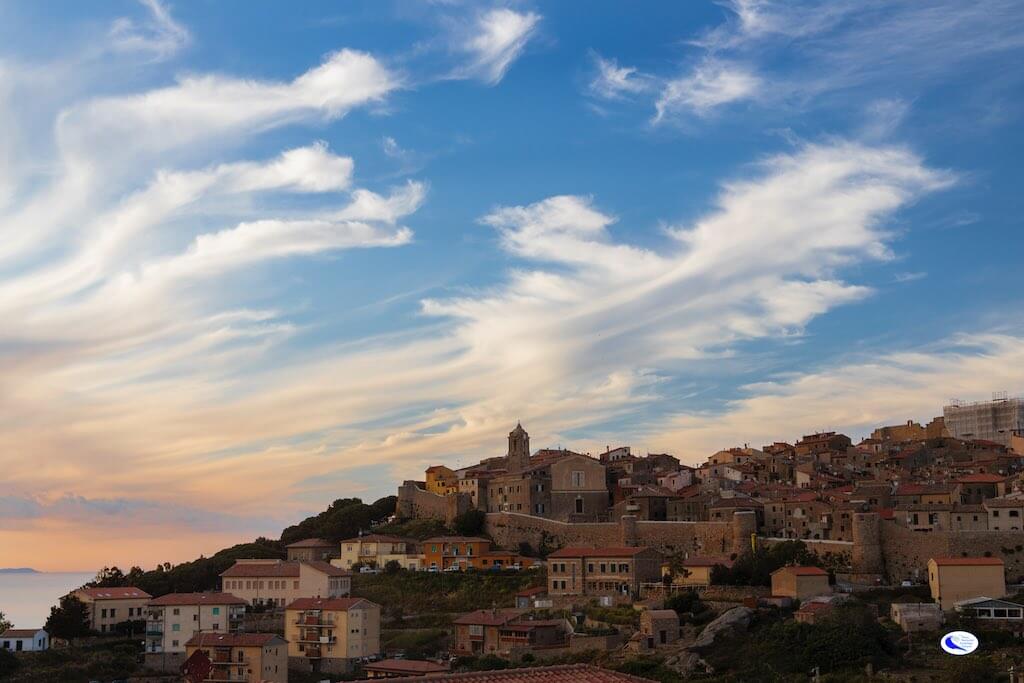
[638,610,680,648]
[549,454,608,522]
[220,560,351,607]
[285,597,381,675]
[515,586,549,609]
[452,610,568,657]
[286,538,338,562]
[0,628,48,652]
[185,632,287,683]
[336,534,421,571]
[425,465,459,496]
[770,566,830,600]
[893,482,961,507]
[547,547,663,598]
[364,659,451,678]
[889,602,943,632]
[145,592,246,662]
[658,468,695,492]
[662,557,732,588]
[794,601,833,624]
[794,432,852,457]
[956,473,1007,504]
[422,536,534,571]
[928,557,1006,610]
[69,586,152,633]
[955,597,1024,621]
[984,492,1024,531]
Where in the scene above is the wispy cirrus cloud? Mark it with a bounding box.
[108,0,191,61]
[450,8,541,85]
[654,59,761,120]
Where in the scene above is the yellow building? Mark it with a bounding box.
[425,465,459,496]
[285,597,381,675]
[770,566,831,600]
[185,632,287,683]
[70,587,152,634]
[662,557,732,588]
[928,557,1006,610]
[220,560,351,608]
[334,535,422,571]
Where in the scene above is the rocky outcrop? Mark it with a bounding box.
[687,606,754,652]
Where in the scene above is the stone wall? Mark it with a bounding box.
[880,522,1024,583]
[485,512,734,556]
[397,481,472,524]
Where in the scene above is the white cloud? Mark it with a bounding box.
[654,59,761,120]
[645,332,1024,459]
[455,8,541,85]
[589,54,650,100]
[108,0,191,60]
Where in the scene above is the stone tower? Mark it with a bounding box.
[851,512,885,581]
[507,422,530,472]
[731,510,758,556]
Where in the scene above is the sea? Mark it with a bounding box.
[0,571,95,630]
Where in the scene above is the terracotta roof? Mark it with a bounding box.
[385,663,655,682]
[773,565,828,576]
[515,586,548,597]
[681,557,733,568]
[955,473,1006,484]
[286,597,375,611]
[286,537,335,548]
[0,629,44,638]
[148,592,246,606]
[186,632,285,648]
[424,536,491,544]
[930,557,1005,567]
[364,660,451,675]
[894,482,957,496]
[547,546,652,559]
[453,609,522,626]
[75,587,151,600]
[340,534,414,544]
[219,560,350,578]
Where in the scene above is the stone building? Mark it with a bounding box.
[286,538,338,562]
[549,453,607,522]
[547,547,663,599]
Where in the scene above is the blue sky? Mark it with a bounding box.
[1,0,1023,569]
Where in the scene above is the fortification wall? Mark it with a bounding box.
[396,482,471,524]
[485,512,734,556]
[880,522,1024,583]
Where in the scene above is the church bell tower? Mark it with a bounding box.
[507,422,530,472]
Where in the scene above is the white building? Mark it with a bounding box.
[944,396,1024,447]
[145,593,247,655]
[0,628,48,652]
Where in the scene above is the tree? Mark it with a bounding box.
[45,595,91,640]
[92,566,127,587]
[711,540,820,586]
[384,560,402,575]
[453,510,487,537]
[0,610,11,634]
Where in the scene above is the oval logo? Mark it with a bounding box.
[940,631,979,656]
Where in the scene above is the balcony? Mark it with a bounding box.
[298,616,334,627]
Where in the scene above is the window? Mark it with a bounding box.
[101,609,108,618]
[213,607,220,615]
[599,563,607,573]
[212,623,219,630]
[173,608,180,616]
[1011,510,1020,517]
[172,640,179,647]
[172,624,180,632]
[110,609,116,619]
[469,625,484,636]
[294,581,299,589]
[571,471,585,488]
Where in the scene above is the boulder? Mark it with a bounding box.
[687,606,754,652]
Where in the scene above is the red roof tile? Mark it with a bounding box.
[773,565,828,576]
[186,632,285,648]
[0,629,44,638]
[386,663,653,682]
[364,660,451,675]
[955,473,1006,483]
[219,560,349,578]
[75,587,151,600]
[285,537,335,548]
[931,557,1005,567]
[286,597,375,611]
[453,609,522,626]
[148,592,246,606]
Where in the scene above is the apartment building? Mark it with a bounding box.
[547,547,663,598]
[220,560,351,607]
[422,537,535,571]
[928,557,1006,610]
[452,610,568,657]
[286,538,338,562]
[549,454,608,522]
[70,586,152,633]
[145,593,246,658]
[285,597,381,675]
[335,534,421,571]
[984,492,1024,531]
[185,632,287,683]
[425,465,459,495]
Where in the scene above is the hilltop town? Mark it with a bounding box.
[5,396,1024,682]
